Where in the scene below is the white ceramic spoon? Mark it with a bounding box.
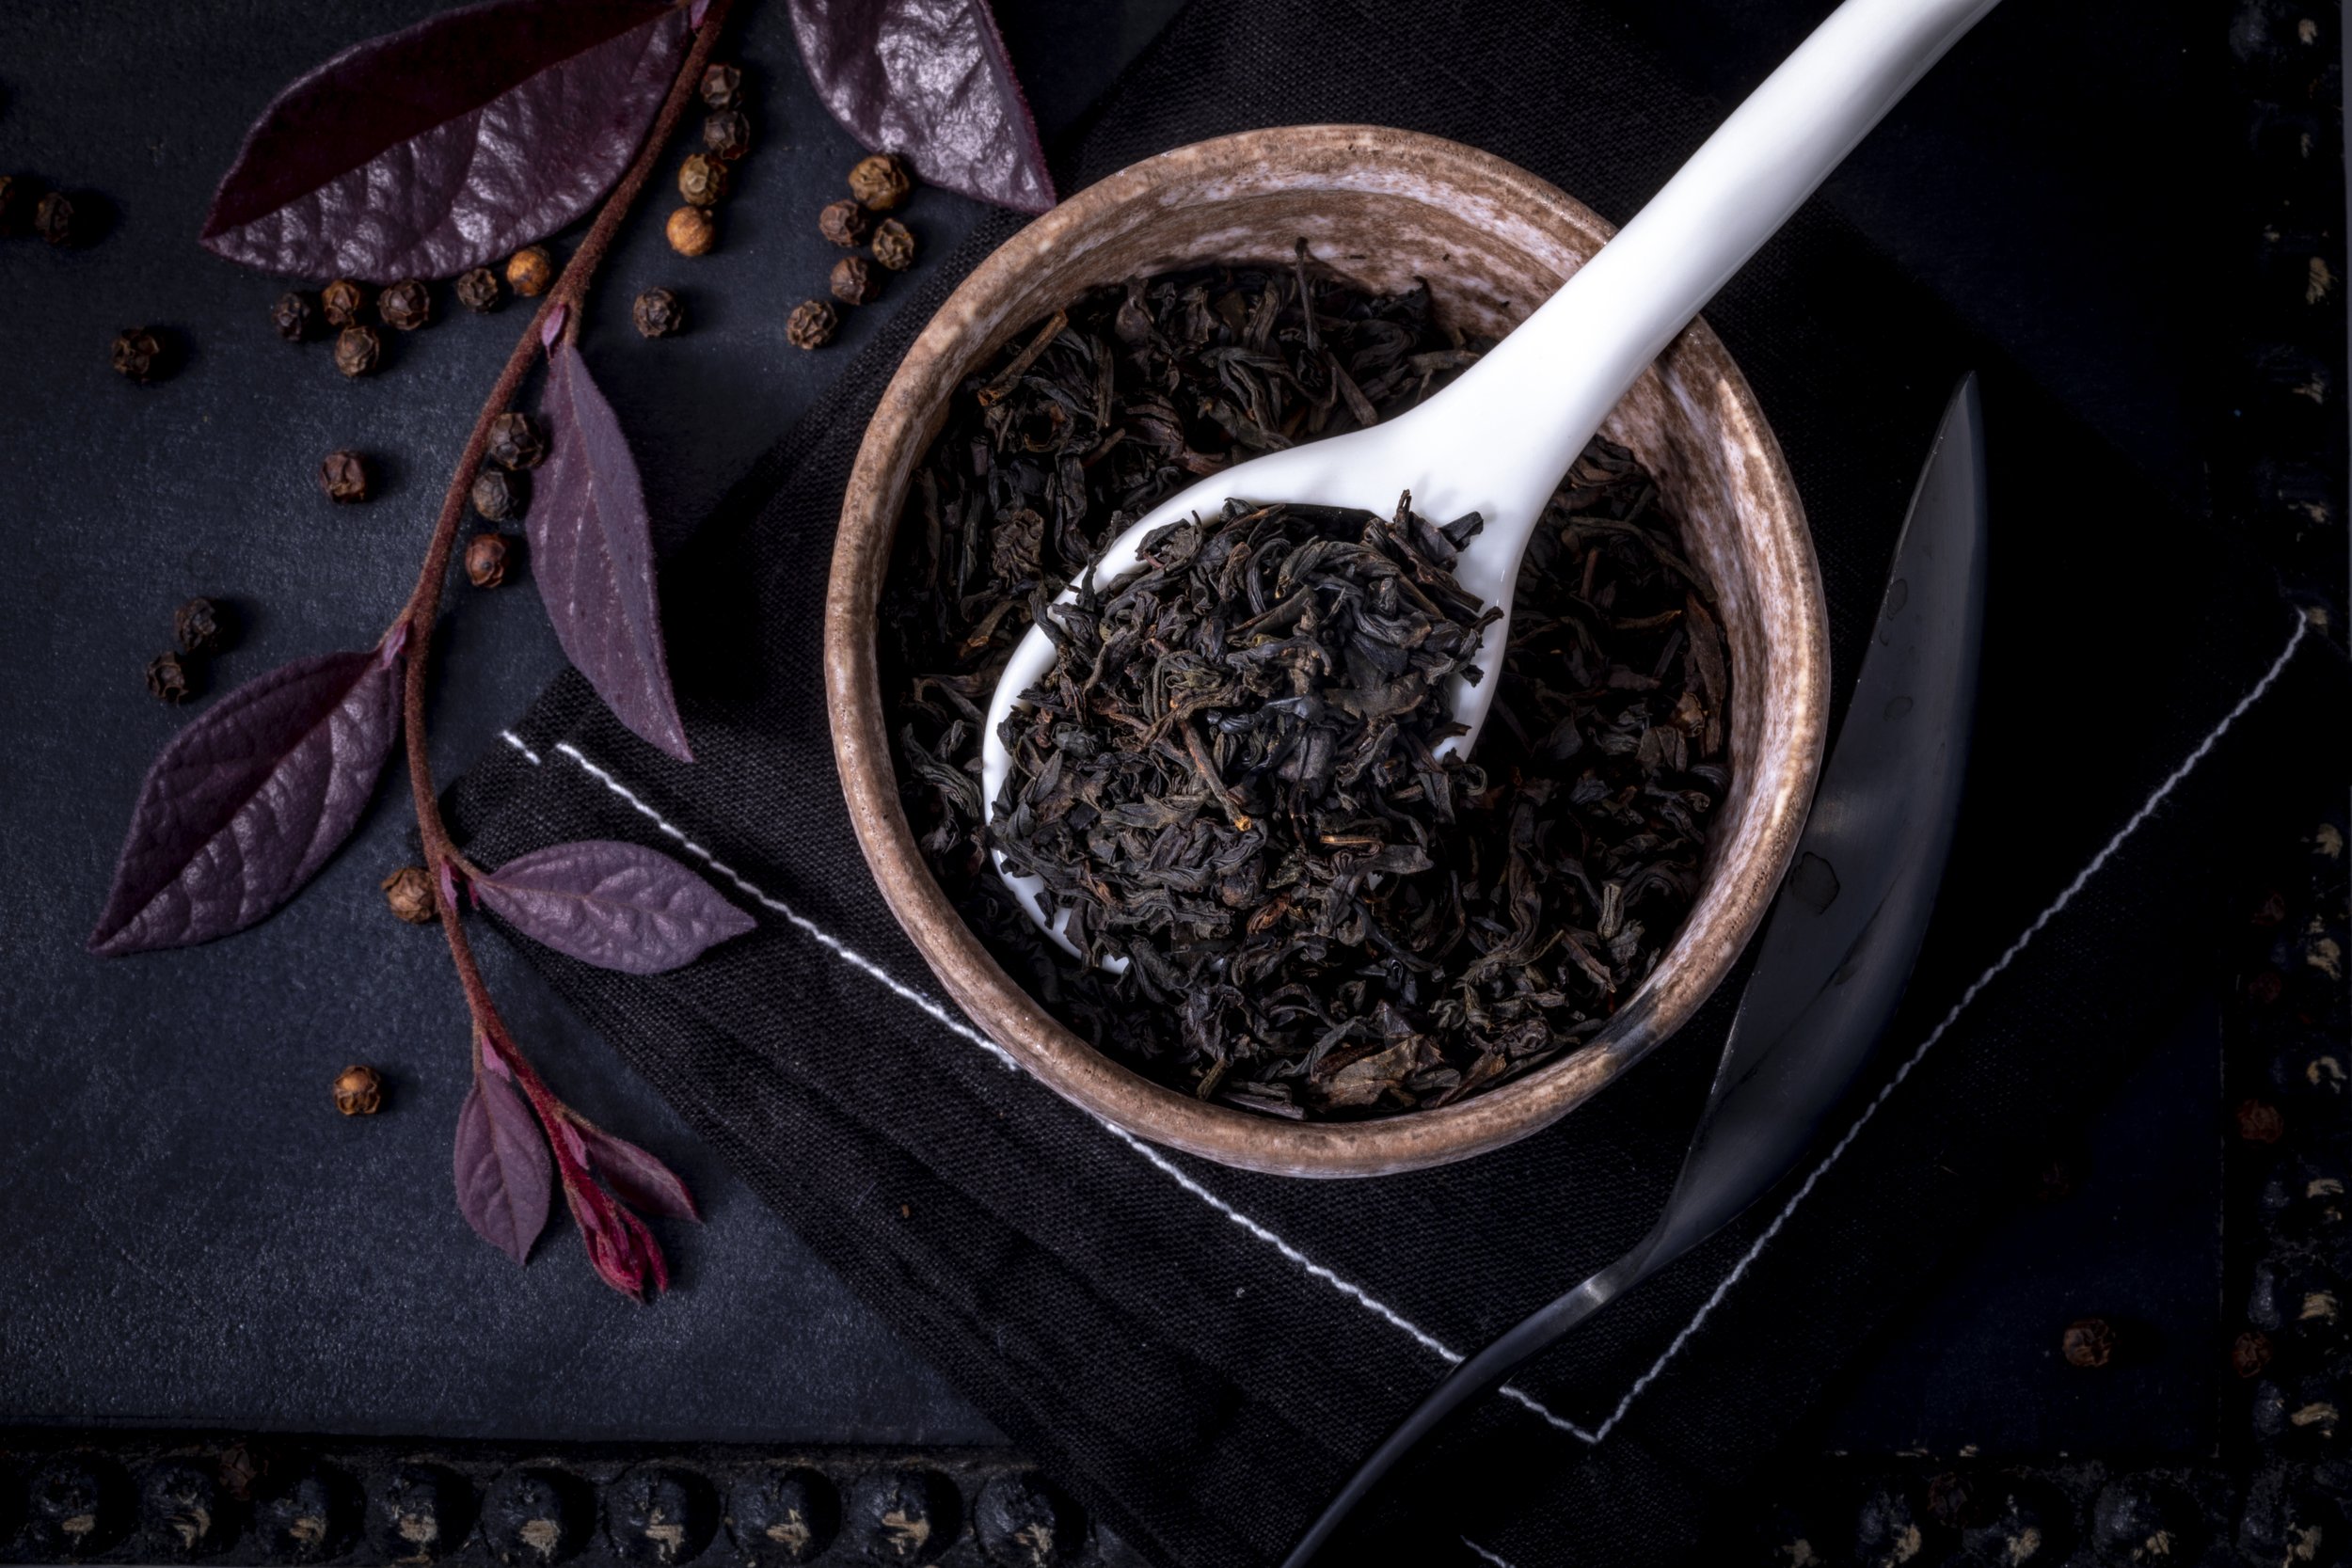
[984,0,2002,959]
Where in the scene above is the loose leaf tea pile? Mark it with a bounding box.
[882,262,1733,1118]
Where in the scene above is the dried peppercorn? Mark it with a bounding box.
[379,278,432,331]
[486,411,547,470]
[454,266,501,313]
[318,450,371,503]
[703,109,751,161]
[631,287,685,338]
[677,152,728,208]
[2062,1317,2118,1368]
[272,291,317,342]
[870,217,915,271]
[786,299,837,350]
[700,62,743,110]
[34,189,78,245]
[465,532,512,588]
[848,152,913,211]
[666,205,716,257]
[2237,1098,2288,1144]
[0,174,33,236]
[175,597,227,656]
[818,198,870,247]
[111,326,166,383]
[334,325,381,378]
[382,865,437,925]
[830,255,880,306]
[321,277,369,327]
[147,653,193,704]
[333,1064,384,1116]
[506,245,555,297]
[471,468,527,521]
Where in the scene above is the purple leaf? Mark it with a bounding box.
[789,0,1057,215]
[199,0,689,281]
[530,344,692,760]
[474,838,754,974]
[574,1121,701,1221]
[88,647,401,957]
[453,1051,552,1265]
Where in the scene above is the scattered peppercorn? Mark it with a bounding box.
[700,62,743,110]
[677,152,728,207]
[2233,1330,2275,1378]
[333,1064,385,1117]
[703,108,752,161]
[34,189,77,245]
[506,245,556,297]
[787,298,838,350]
[2237,1098,2288,1144]
[666,205,716,257]
[318,450,371,503]
[175,597,227,656]
[818,198,871,248]
[631,287,685,338]
[0,174,32,236]
[147,652,193,704]
[2249,969,2285,1006]
[486,411,548,470]
[465,531,512,588]
[471,468,527,522]
[321,277,370,327]
[334,325,382,378]
[848,151,913,211]
[379,278,432,331]
[870,217,915,271]
[455,266,502,312]
[382,865,437,925]
[2063,1317,2118,1369]
[271,291,317,342]
[830,255,880,306]
[111,326,166,383]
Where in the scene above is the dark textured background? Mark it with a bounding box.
[0,0,2258,1474]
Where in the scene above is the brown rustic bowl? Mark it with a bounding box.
[825,126,1828,1178]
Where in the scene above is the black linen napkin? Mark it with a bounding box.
[446,1,2345,1562]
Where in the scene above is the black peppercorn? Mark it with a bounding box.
[786,299,837,350]
[455,266,502,312]
[321,278,369,327]
[334,325,381,378]
[482,1468,593,1568]
[870,217,915,271]
[366,1464,475,1564]
[112,326,167,383]
[677,152,728,207]
[2238,1098,2288,1144]
[1850,1483,1932,1568]
[147,653,194,704]
[700,63,743,109]
[0,173,34,236]
[975,1474,1081,1568]
[1958,1482,2067,1565]
[486,411,548,470]
[818,198,870,247]
[829,256,880,307]
[2090,1478,2193,1562]
[844,1471,954,1564]
[35,189,78,245]
[465,532,511,588]
[2062,1316,2118,1368]
[318,450,371,503]
[140,1457,231,1561]
[380,277,432,331]
[705,109,752,162]
[471,468,528,521]
[605,1466,718,1566]
[848,151,914,211]
[632,287,685,338]
[27,1455,132,1560]
[272,291,318,342]
[726,1468,837,1566]
[175,597,227,656]
[383,865,437,925]
[253,1463,360,1564]
[333,1063,384,1116]
[506,245,556,297]
[2233,1328,2274,1377]
[666,205,717,257]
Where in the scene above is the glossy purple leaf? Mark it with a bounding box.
[474,838,753,974]
[199,0,689,281]
[453,1051,552,1265]
[88,646,401,957]
[574,1121,701,1221]
[789,0,1056,214]
[530,343,692,760]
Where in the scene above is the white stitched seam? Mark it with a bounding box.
[1460,1538,1518,1568]
[498,730,543,767]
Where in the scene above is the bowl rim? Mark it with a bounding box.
[823,124,1828,1178]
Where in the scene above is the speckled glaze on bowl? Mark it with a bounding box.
[824,127,1828,1179]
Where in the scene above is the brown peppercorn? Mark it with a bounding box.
[830,255,880,306]
[506,245,556,297]
[848,151,913,211]
[464,531,511,589]
[146,652,193,704]
[0,174,33,237]
[486,411,547,470]
[454,266,502,312]
[818,198,870,247]
[382,865,437,925]
[470,468,526,522]
[869,217,915,271]
[2249,969,2285,1006]
[786,298,838,350]
[333,325,381,378]
[320,277,369,327]
[699,62,743,110]
[333,1064,384,1117]
[703,108,751,161]
[631,287,685,339]
[665,205,716,257]
[111,326,166,383]
[2062,1317,2117,1369]
[174,596,227,656]
[677,152,728,207]
[34,189,77,245]
[318,450,371,503]
[2236,1098,2287,1144]
[379,278,432,331]
[271,291,317,342]
[2233,1329,2274,1379]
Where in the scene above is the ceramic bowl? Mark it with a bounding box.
[824,126,1828,1178]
